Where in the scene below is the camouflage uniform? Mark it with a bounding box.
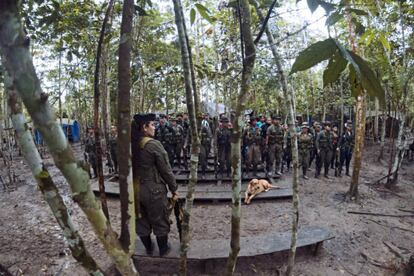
[267,124,284,174]
[155,124,174,167]
[216,123,231,177]
[108,134,118,173]
[244,124,262,175]
[338,129,354,176]
[200,124,212,177]
[298,130,313,178]
[171,123,185,168]
[282,130,292,173]
[85,135,97,178]
[316,129,333,177]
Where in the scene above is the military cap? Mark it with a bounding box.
[272,115,281,120]
[170,116,177,121]
[133,113,156,123]
[301,122,309,128]
[220,116,230,123]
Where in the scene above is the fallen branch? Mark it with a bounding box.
[383,241,406,260]
[360,251,395,270]
[367,219,414,234]
[348,211,414,218]
[338,260,358,276]
[375,188,405,198]
[398,209,414,214]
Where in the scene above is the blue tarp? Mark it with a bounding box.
[34,119,80,145]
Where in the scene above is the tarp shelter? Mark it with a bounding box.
[34,119,80,145]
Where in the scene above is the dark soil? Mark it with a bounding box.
[0,141,413,275]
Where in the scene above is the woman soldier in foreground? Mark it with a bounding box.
[131,113,179,256]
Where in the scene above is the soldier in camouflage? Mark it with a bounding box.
[244,117,262,176]
[298,122,312,179]
[316,121,334,178]
[84,128,97,179]
[132,113,178,257]
[338,121,354,176]
[171,117,185,169]
[199,119,212,178]
[215,116,232,178]
[155,115,175,167]
[108,125,118,174]
[266,116,284,176]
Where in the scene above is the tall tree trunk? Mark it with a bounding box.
[251,1,300,275]
[378,114,387,161]
[0,2,137,274]
[346,7,367,201]
[94,0,115,221]
[348,94,366,199]
[386,115,406,187]
[117,0,136,255]
[374,97,379,142]
[340,78,344,137]
[225,0,256,274]
[172,1,201,275]
[5,77,103,276]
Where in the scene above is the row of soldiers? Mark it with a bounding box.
[154,113,355,180]
[241,116,354,179]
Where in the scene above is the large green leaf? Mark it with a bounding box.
[348,64,362,98]
[348,51,385,104]
[195,3,214,24]
[190,8,196,25]
[325,11,343,26]
[348,8,368,16]
[323,50,348,87]
[318,0,335,13]
[290,38,337,74]
[333,39,361,76]
[307,0,319,13]
[379,33,391,51]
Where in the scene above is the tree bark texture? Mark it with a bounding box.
[5,78,103,276]
[0,2,137,275]
[172,1,201,275]
[117,0,136,255]
[225,0,256,274]
[251,1,300,275]
[349,94,366,199]
[94,0,115,221]
[387,114,406,187]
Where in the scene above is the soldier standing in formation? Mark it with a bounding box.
[338,121,354,176]
[215,116,232,178]
[261,117,272,174]
[282,124,292,173]
[171,117,185,168]
[199,118,212,178]
[298,122,313,179]
[331,125,339,174]
[310,122,321,174]
[108,125,118,174]
[244,117,262,176]
[266,116,284,176]
[316,121,334,178]
[155,115,174,167]
[84,128,97,179]
[131,113,178,257]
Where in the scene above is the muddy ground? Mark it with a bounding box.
[0,141,413,276]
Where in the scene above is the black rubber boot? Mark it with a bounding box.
[346,167,350,176]
[156,236,171,257]
[139,236,154,255]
